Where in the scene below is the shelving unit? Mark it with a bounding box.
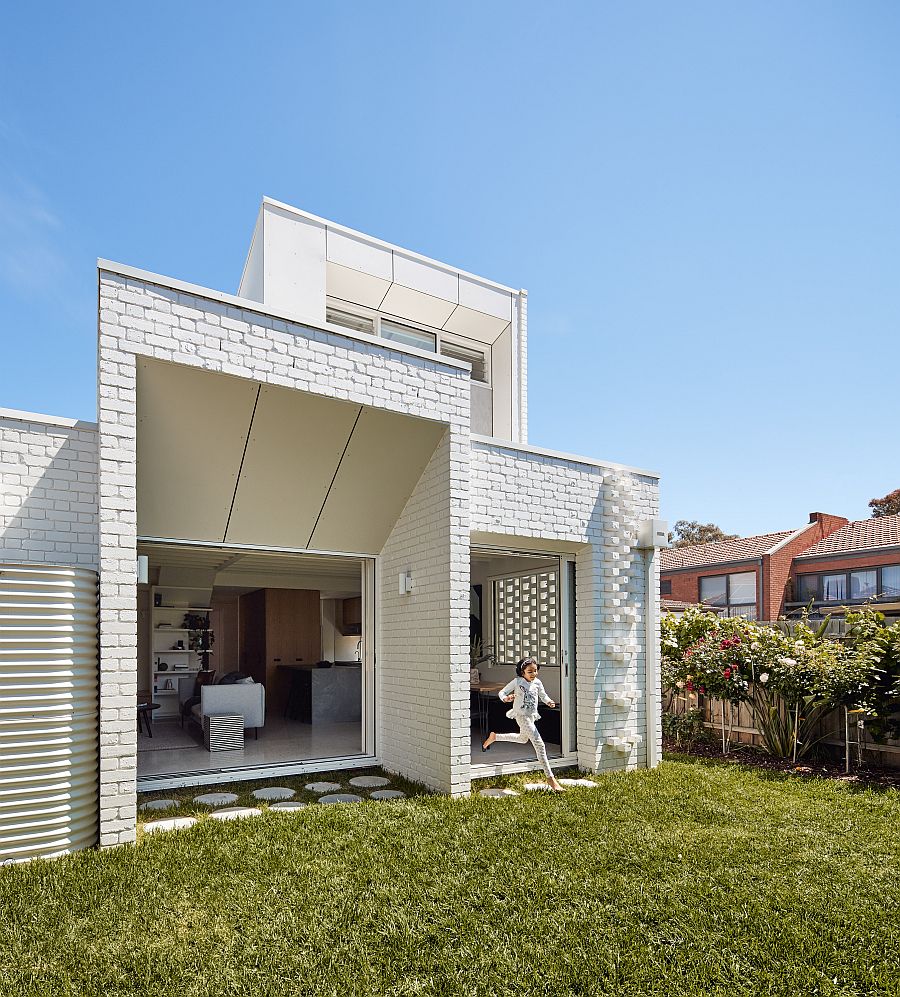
[150,585,215,719]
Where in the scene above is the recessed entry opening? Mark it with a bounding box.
[137,542,372,784]
[469,547,574,770]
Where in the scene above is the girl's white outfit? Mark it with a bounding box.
[493,677,554,778]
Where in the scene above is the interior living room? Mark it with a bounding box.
[136,543,371,786]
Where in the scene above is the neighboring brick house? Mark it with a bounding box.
[789,514,900,620]
[0,197,665,860]
[660,512,848,620]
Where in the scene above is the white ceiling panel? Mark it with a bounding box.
[392,254,458,302]
[310,408,446,553]
[136,360,258,542]
[326,229,393,280]
[225,385,361,549]
[380,284,457,328]
[442,306,510,344]
[326,261,391,310]
[458,275,512,321]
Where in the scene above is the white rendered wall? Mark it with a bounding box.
[470,441,661,774]
[0,410,98,569]
[97,263,470,843]
[378,428,471,795]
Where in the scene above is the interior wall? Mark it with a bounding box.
[210,591,241,674]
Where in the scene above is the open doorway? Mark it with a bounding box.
[470,548,572,770]
[136,542,372,785]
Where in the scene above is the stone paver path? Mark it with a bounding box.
[269,801,307,812]
[193,792,239,806]
[559,778,597,788]
[318,794,363,804]
[210,807,262,821]
[348,776,390,788]
[144,817,198,834]
[140,799,179,811]
[304,781,342,794]
[369,789,405,800]
[479,788,520,798]
[251,787,295,801]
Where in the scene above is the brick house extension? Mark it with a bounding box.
[660,512,848,621]
[789,514,900,620]
[0,197,665,860]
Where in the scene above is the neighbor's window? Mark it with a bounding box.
[822,574,847,601]
[701,571,756,618]
[380,319,437,352]
[660,579,672,596]
[850,569,878,600]
[326,306,375,336]
[882,565,900,598]
[797,574,818,602]
[440,342,488,383]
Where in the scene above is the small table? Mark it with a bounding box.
[471,682,505,739]
[137,702,161,737]
[203,713,245,752]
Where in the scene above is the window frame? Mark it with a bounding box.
[699,570,758,618]
[324,297,491,385]
[793,564,900,604]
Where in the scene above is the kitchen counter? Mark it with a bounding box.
[279,663,362,723]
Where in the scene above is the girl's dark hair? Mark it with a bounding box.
[515,657,538,677]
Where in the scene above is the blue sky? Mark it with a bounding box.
[1,1,898,536]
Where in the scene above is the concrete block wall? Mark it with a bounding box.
[97,263,471,841]
[0,410,98,569]
[379,426,471,796]
[470,441,661,773]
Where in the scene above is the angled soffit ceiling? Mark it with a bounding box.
[136,359,446,555]
[325,227,514,346]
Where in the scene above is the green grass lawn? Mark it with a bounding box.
[1,758,898,997]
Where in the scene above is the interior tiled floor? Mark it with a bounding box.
[137,716,363,777]
[469,728,562,766]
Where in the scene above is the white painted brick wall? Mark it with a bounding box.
[0,411,99,569]
[470,441,661,774]
[378,426,470,796]
[97,265,471,841]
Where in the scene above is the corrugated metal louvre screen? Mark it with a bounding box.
[0,563,99,863]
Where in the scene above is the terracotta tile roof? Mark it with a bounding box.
[796,514,900,558]
[660,531,795,571]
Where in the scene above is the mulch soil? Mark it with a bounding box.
[664,736,900,790]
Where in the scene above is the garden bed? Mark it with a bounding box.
[664,738,900,790]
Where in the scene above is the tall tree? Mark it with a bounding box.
[869,489,900,518]
[668,520,738,548]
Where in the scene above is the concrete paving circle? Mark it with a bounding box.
[479,788,520,798]
[304,781,342,794]
[140,799,179,811]
[318,794,363,805]
[251,787,296,801]
[144,817,198,834]
[210,807,262,821]
[522,782,553,792]
[193,792,239,806]
[269,801,308,812]
[369,789,406,800]
[559,778,598,788]
[348,776,391,789]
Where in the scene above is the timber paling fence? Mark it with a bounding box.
[664,686,900,770]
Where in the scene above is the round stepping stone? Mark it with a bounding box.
[269,801,308,812]
[209,807,262,821]
[304,781,342,794]
[479,788,520,798]
[140,798,179,811]
[559,778,598,788]
[369,789,406,800]
[318,793,363,805]
[251,786,295,801]
[522,782,553,792]
[348,775,391,789]
[193,792,239,807]
[144,817,197,834]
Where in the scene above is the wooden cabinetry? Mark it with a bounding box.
[149,586,213,719]
[239,588,321,712]
[339,596,362,636]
